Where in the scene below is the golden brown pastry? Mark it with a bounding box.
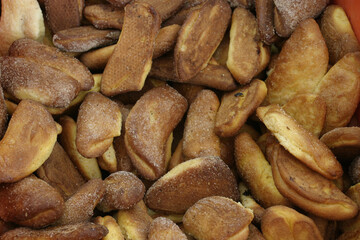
[0,222,108,240]
[53,26,120,52]
[257,104,343,180]
[282,94,326,138]
[183,90,220,160]
[339,183,360,233]
[175,0,231,81]
[273,0,328,37]
[0,0,45,56]
[36,142,86,200]
[261,205,323,240]
[57,179,106,225]
[0,100,58,183]
[83,3,125,30]
[76,92,122,158]
[152,24,181,59]
[314,52,360,133]
[235,132,291,208]
[215,79,267,138]
[150,56,237,91]
[320,5,360,65]
[115,200,153,240]
[125,85,187,180]
[320,127,360,162]
[267,142,358,220]
[135,0,185,21]
[183,196,253,240]
[93,216,124,240]
[265,19,329,106]
[238,182,266,224]
[44,0,83,33]
[100,2,161,96]
[97,143,117,173]
[148,217,187,240]
[59,115,102,180]
[0,175,64,228]
[145,156,239,214]
[227,7,265,84]
[98,171,145,212]
[255,0,277,44]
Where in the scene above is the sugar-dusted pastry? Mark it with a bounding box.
[145,156,239,214]
[183,90,220,159]
[175,0,231,81]
[257,104,342,180]
[148,217,187,240]
[0,175,64,228]
[76,92,122,158]
[37,142,86,199]
[273,0,328,37]
[238,182,266,224]
[183,196,253,240]
[98,171,145,212]
[0,222,108,240]
[101,2,161,96]
[125,85,187,180]
[0,100,58,183]
[320,5,360,65]
[57,179,106,225]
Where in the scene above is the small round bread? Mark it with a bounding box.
[183,196,254,240]
[98,171,145,212]
[0,175,64,228]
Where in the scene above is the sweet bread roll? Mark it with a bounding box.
[148,217,187,240]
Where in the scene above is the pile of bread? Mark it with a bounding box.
[0,0,359,239]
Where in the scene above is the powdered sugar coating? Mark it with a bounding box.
[76,92,122,158]
[98,171,145,212]
[273,0,328,36]
[145,156,239,214]
[125,85,187,180]
[148,217,187,240]
[0,175,64,228]
[57,179,106,225]
[183,90,221,159]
